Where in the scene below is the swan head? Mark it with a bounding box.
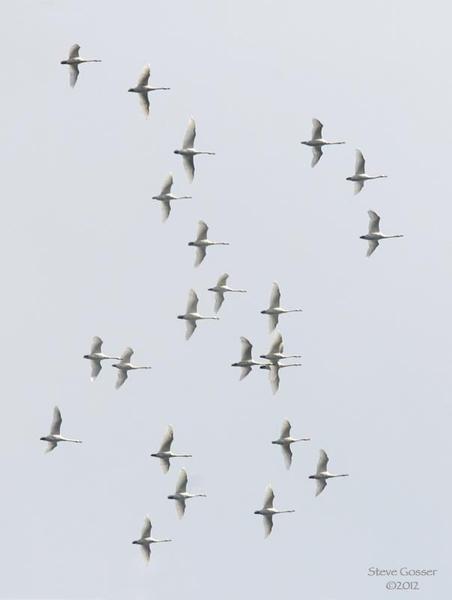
[167,494,177,500]
[260,364,270,370]
[174,150,181,155]
[112,363,119,369]
[308,475,316,479]
[39,436,47,441]
[188,241,195,246]
[127,88,134,92]
[359,235,367,240]
[83,354,90,359]
[60,60,68,65]
[346,176,353,181]
[177,315,185,320]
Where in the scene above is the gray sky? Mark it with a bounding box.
[0,0,450,598]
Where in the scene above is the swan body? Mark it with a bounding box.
[167,468,206,518]
[132,517,171,562]
[301,119,345,167]
[272,419,310,468]
[174,117,215,181]
[260,331,301,364]
[260,362,302,394]
[83,336,119,381]
[40,406,82,452]
[60,44,101,87]
[150,426,192,473]
[309,449,349,496]
[152,173,192,221]
[346,149,387,194]
[254,485,295,537]
[208,273,246,312]
[231,336,265,380]
[177,289,219,340]
[188,221,229,267]
[112,347,151,389]
[360,210,404,257]
[261,282,302,330]
[128,65,170,117]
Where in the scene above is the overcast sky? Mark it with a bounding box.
[0,1,450,599]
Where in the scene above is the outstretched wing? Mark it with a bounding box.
[160,457,170,473]
[317,449,329,474]
[368,210,380,234]
[69,64,79,88]
[196,220,208,241]
[183,155,195,182]
[315,479,327,497]
[138,92,150,117]
[355,149,365,175]
[120,347,134,363]
[240,336,253,361]
[366,240,379,257]
[176,468,188,493]
[263,485,274,509]
[263,514,273,537]
[282,445,293,469]
[269,331,283,354]
[269,364,280,394]
[240,365,252,380]
[269,282,281,308]
[186,289,199,314]
[280,419,291,439]
[115,369,128,389]
[161,173,173,195]
[214,292,224,313]
[50,407,62,435]
[311,118,323,140]
[160,426,174,452]
[185,320,197,340]
[269,313,279,331]
[311,146,323,167]
[183,117,196,149]
[137,65,150,87]
[140,543,151,562]
[141,517,152,539]
[90,336,103,354]
[175,498,186,518]
[46,441,58,453]
[161,200,171,222]
[90,359,102,381]
[354,180,364,195]
[68,44,80,59]
[194,246,206,267]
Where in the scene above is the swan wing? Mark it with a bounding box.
[269,364,280,394]
[240,365,252,380]
[240,336,253,361]
[269,282,281,308]
[115,369,128,389]
[160,457,170,473]
[317,449,329,474]
[161,173,173,195]
[263,514,273,537]
[183,155,194,182]
[46,441,58,453]
[194,246,206,267]
[217,272,229,286]
[182,117,196,149]
[68,44,80,59]
[280,419,291,438]
[50,406,62,435]
[90,359,102,381]
[185,320,197,340]
[160,426,174,452]
[269,331,283,354]
[355,149,365,174]
[161,200,171,222]
[69,64,79,88]
[354,180,364,195]
[315,479,327,496]
[140,543,151,562]
[90,336,103,354]
[137,65,150,87]
[141,516,152,539]
[186,289,199,313]
[120,347,134,363]
[269,313,279,331]
[367,240,379,257]
[138,92,150,117]
[311,146,323,167]
[311,118,323,140]
[196,220,208,241]
[282,444,292,469]
[263,485,274,509]
[176,468,188,493]
[368,210,380,234]
[214,292,224,313]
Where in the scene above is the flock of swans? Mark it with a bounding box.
[49,41,402,558]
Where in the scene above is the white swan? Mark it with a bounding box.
[272,419,310,468]
[174,117,215,182]
[128,65,170,117]
[261,282,302,330]
[208,273,246,313]
[188,221,229,267]
[254,485,295,537]
[260,331,301,364]
[132,517,171,562]
[260,361,302,394]
[301,118,345,167]
[309,449,349,496]
[60,44,101,88]
[83,336,119,381]
[40,407,82,453]
[360,210,404,257]
[167,468,207,518]
[152,173,192,221]
[231,336,265,380]
[177,289,219,340]
[112,347,151,389]
[150,426,192,473]
[346,149,387,194]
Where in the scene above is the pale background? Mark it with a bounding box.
[0,1,450,599]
